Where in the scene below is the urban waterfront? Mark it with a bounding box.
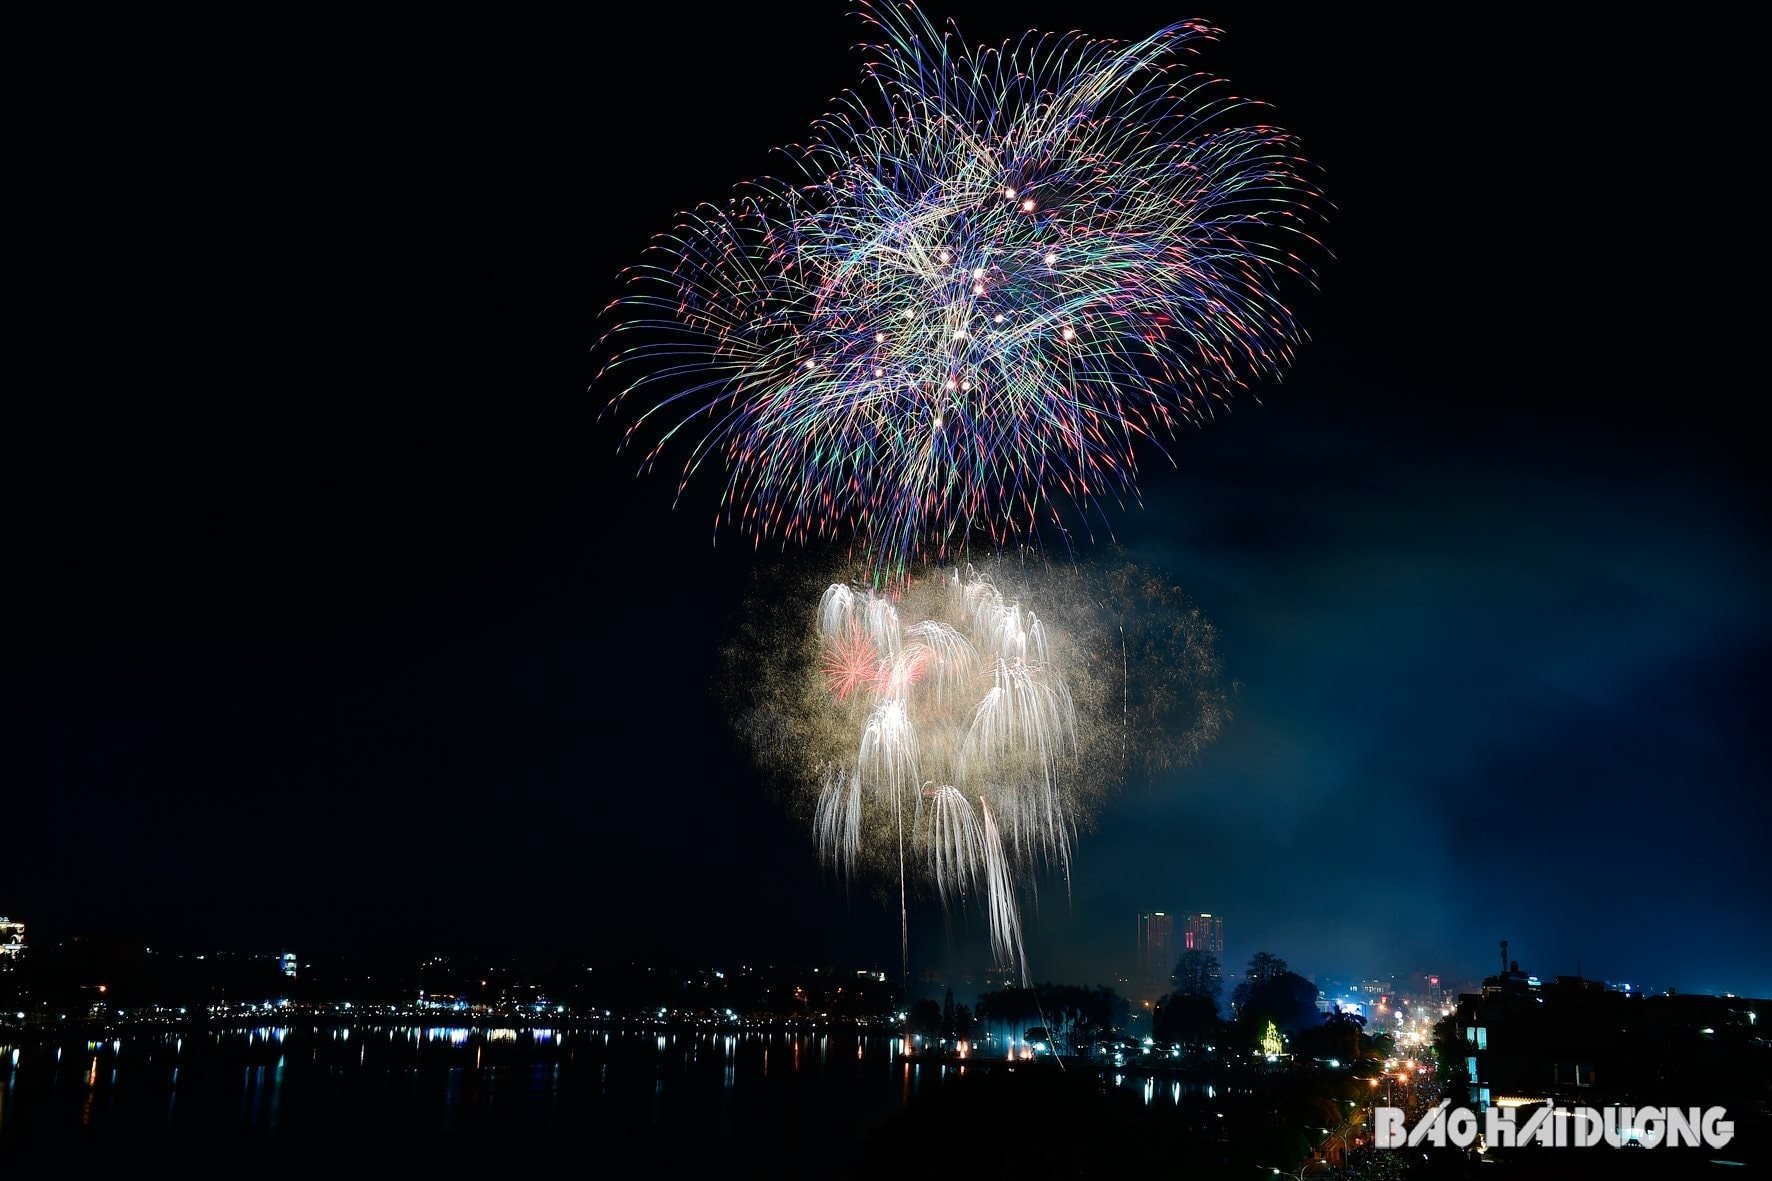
[0,1024,1223,1164]
[0,1026,897,1152]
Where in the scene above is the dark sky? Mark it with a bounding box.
[5,8,1764,998]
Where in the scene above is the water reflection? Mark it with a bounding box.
[0,1026,937,1146]
[1106,1069,1221,1108]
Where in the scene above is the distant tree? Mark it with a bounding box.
[908,998,943,1037]
[1324,1007,1364,1055]
[1230,951,1289,1015]
[1032,985,1075,1052]
[1101,986,1130,1032]
[941,988,955,1038]
[1238,970,1320,1036]
[975,987,1039,1044]
[1153,992,1220,1045]
[1171,948,1222,1006]
[1294,1007,1364,1062]
[1430,1013,1463,1102]
[973,984,1127,1055]
[1034,983,1097,1054]
[1247,952,1288,985]
[950,1003,974,1042]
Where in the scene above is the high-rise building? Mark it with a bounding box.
[0,916,24,964]
[1182,913,1224,960]
[1135,912,1174,999]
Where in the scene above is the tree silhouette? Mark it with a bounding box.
[1294,1006,1364,1061]
[1171,947,1222,1004]
[1153,992,1220,1045]
[1237,970,1320,1039]
[977,983,1124,1054]
[908,998,943,1037]
[1230,950,1289,1014]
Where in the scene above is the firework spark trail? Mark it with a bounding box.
[811,560,1126,971]
[736,557,1229,989]
[810,566,1077,983]
[924,784,982,904]
[977,796,1027,979]
[603,3,1321,578]
[813,765,861,879]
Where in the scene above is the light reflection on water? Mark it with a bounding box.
[0,1025,1229,1146]
[0,1026,939,1145]
[1104,1068,1218,1108]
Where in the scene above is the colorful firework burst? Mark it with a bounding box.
[729,558,1231,983]
[602,4,1322,578]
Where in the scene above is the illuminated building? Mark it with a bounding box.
[1358,979,1395,1014]
[280,952,298,979]
[0,917,23,964]
[1135,912,1174,1001]
[1453,956,1766,1116]
[1182,913,1224,959]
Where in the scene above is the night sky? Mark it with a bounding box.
[5,8,1764,997]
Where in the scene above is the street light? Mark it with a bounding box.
[1253,1162,1323,1181]
[1313,1124,1355,1163]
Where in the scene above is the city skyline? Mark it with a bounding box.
[0,898,1738,1014]
[0,901,1721,1015]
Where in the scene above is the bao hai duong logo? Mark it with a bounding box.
[1375,1101,1734,1150]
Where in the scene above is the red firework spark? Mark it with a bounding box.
[822,627,881,701]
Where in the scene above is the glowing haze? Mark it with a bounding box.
[603,3,1321,577]
[730,560,1229,983]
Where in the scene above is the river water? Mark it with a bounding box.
[0,1025,946,1169]
[0,1024,1214,1171]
